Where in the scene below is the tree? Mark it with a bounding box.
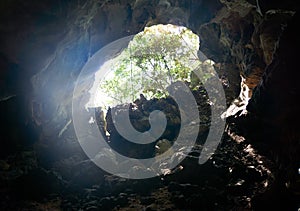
[99,24,200,106]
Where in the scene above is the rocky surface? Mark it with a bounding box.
[103,84,211,159]
[0,0,299,210]
[245,13,300,210]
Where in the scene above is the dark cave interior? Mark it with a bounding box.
[0,0,300,210]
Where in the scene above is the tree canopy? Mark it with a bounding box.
[98,24,201,107]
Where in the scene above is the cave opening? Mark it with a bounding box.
[74,23,219,166]
[73,24,231,163]
[87,24,204,110]
[1,1,299,210]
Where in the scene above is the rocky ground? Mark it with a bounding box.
[0,85,284,210]
[1,0,300,210]
[0,126,277,210]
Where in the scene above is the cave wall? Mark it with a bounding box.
[247,12,300,186]
[0,0,299,197]
[0,0,228,157]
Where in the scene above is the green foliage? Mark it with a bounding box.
[99,24,200,106]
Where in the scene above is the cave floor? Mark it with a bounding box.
[1,125,287,211]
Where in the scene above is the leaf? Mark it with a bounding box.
[99,24,200,106]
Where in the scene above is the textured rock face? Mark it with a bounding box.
[2,0,294,143]
[0,0,299,210]
[242,11,300,211]
[0,0,236,156]
[104,86,210,159]
[248,12,300,176]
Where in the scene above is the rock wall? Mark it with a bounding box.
[0,0,299,209]
[247,13,300,198]
[1,0,295,143]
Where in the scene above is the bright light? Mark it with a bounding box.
[221,75,250,119]
[86,24,200,110]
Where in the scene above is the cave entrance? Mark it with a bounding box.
[86,24,204,110]
[72,23,227,173]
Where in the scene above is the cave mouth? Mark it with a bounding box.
[86,24,203,111]
[83,24,205,159]
[72,23,227,168]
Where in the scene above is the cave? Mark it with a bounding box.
[0,0,299,210]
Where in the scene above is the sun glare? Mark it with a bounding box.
[86,24,200,110]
